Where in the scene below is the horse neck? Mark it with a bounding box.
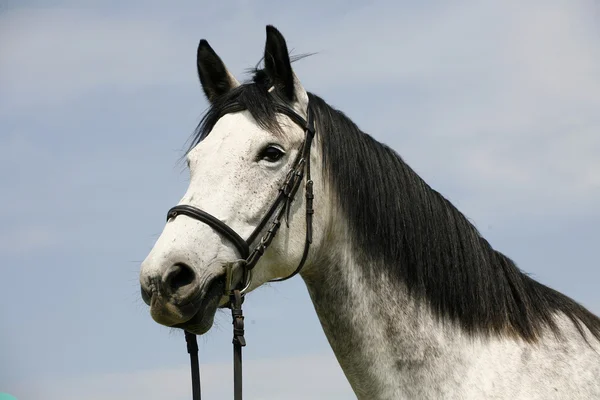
[300,219,469,399]
[296,140,600,398]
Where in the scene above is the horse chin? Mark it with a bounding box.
[172,273,226,335]
[173,306,217,335]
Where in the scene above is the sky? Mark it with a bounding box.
[1,0,599,399]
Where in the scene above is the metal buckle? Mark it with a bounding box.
[224,260,252,296]
[239,269,253,296]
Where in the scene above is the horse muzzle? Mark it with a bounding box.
[140,262,227,333]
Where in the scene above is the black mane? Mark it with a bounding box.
[190,69,600,343]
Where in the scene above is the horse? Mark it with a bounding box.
[139,25,600,399]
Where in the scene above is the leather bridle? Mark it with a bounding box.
[165,101,316,400]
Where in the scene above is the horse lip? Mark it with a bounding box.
[150,295,194,326]
[177,290,205,315]
[172,272,227,333]
[147,271,226,329]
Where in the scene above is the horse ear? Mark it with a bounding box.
[196,39,240,103]
[263,25,308,111]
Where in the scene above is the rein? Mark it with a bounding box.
[165,102,316,400]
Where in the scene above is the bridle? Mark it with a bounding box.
[165,101,316,400]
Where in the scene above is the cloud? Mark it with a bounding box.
[0,2,596,260]
[11,353,353,400]
[0,7,193,112]
[281,0,600,222]
[0,2,291,113]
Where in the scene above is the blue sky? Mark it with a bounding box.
[1,0,599,399]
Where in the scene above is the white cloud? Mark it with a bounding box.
[1,2,597,223]
[0,3,277,112]
[285,0,600,222]
[13,353,353,400]
[0,7,193,111]
[1,0,598,236]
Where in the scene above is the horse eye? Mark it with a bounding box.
[259,146,285,162]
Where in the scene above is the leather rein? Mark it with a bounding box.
[165,102,316,400]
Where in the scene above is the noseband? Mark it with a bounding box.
[165,102,316,400]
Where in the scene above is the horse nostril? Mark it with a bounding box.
[163,263,197,294]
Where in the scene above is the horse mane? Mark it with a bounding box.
[190,69,600,343]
